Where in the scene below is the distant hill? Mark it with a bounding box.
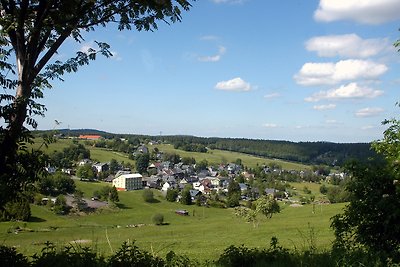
[34,129,378,167]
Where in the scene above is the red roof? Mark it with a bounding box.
[78,135,102,140]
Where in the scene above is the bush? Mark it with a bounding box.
[2,197,31,221]
[166,189,178,202]
[143,189,155,203]
[0,245,29,267]
[152,213,164,225]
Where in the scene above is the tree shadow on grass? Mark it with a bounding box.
[116,203,130,209]
[29,216,46,222]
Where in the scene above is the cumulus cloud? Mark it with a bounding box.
[313,104,336,110]
[314,0,400,24]
[263,123,278,128]
[198,46,226,62]
[305,34,389,58]
[215,77,252,92]
[355,107,384,117]
[305,82,384,102]
[294,59,387,86]
[264,93,281,99]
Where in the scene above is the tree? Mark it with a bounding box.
[53,195,68,215]
[255,195,280,219]
[332,105,400,259]
[109,186,119,203]
[109,159,119,174]
[76,164,95,180]
[227,180,241,207]
[0,1,193,212]
[135,153,149,174]
[180,189,192,205]
[166,188,178,202]
[53,172,75,194]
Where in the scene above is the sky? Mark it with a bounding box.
[35,0,400,143]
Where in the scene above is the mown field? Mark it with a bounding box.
[0,180,345,261]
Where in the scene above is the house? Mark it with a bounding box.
[238,183,248,192]
[265,188,279,197]
[78,159,91,166]
[93,162,109,173]
[161,181,175,192]
[137,145,149,154]
[189,189,201,200]
[112,173,143,191]
[78,135,102,140]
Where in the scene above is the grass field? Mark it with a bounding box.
[30,138,310,171]
[0,180,344,261]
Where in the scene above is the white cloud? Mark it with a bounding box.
[361,125,376,130]
[264,93,281,99]
[263,123,278,128]
[314,0,400,24]
[355,107,384,117]
[80,42,95,53]
[305,34,389,58]
[313,104,336,110]
[215,77,252,92]
[305,82,384,102]
[294,59,387,86]
[198,46,226,62]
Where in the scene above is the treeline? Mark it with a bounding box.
[36,129,377,166]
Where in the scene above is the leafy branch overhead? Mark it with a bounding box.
[0,0,194,210]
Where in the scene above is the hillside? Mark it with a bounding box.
[35,129,377,167]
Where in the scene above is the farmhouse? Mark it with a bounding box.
[78,135,102,140]
[112,173,143,191]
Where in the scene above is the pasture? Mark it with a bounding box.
[0,180,344,261]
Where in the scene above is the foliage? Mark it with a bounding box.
[319,184,328,194]
[180,189,192,205]
[326,185,349,204]
[36,171,75,196]
[107,241,164,267]
[109,186,119,203]
[331,160,400,260]
[0,0,193,213]
[227,180,241,207]
[76,164,95,180]
[1,196,31,221]
[254,195,280,219]
[142,189,155,203]
[31,242,105,267]
[135,153,150,174]
[53,195,68,215]
[0,245,29,267]
[165,188,178,202]
[152,213,164,225]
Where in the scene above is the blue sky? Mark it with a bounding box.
[36,0,400,143]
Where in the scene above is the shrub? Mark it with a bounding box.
[166,189,178,202]
[143,189,155,203]
[152,213,164,225]
[108,241,164,266]
[3,197,31,221]
[0,245,29,267]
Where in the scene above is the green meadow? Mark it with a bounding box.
[0,180,345,261]
[31,138,310,171]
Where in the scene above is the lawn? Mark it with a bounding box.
[0,180,345,262]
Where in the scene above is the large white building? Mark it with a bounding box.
[112,173,143,191]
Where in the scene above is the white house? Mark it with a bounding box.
[112,173,143,191]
